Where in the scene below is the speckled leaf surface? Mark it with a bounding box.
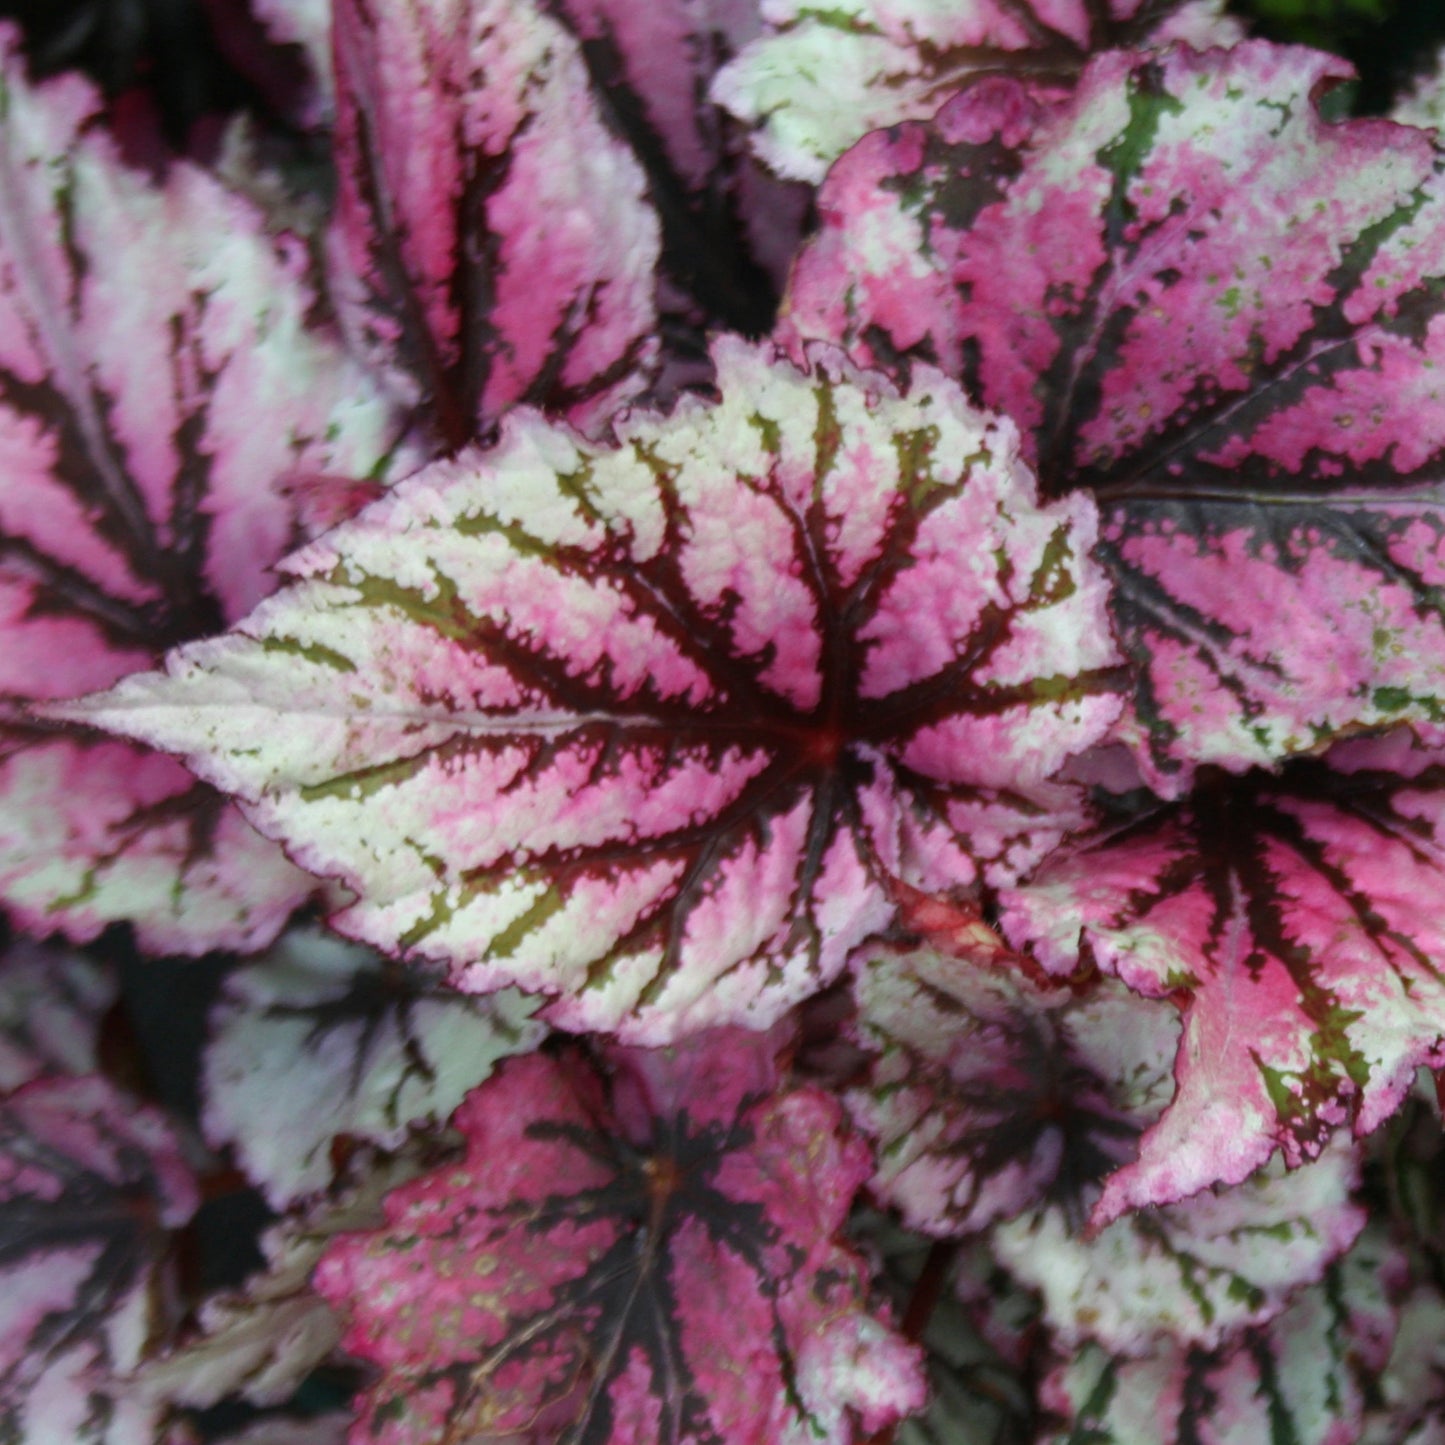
[202,927,544,1206]
[328,0,660,449]
[1000,736,1445,1223]
[0,30,410,952]
[847,943,1178,1236]
[995,1141,1364,1355]
[141,1149,432,1410]
[0,1075,198,1443]
[62,339,1121,1043]
[313,1029,925,1444]
[714,0,1241,183]
[784,43,1445,782]
[1039,1222,1398,1445]
[0,940,114,1091]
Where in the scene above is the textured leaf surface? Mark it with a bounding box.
[0,1075,198,1442]
[0,940,114,1091]
[995,1141,1363,1354]
[1000,735,1445,1222]
[1039,1222,1398,1445]
[202,928,544,1206]
[141,1149,431,1410]
[63,338,1120,1043]
[0,30,409,951]
[314,1028,925,1444]
[328,0,660,449]
[784,43,1445,782]
[848,942,1178,1236]
[713,0,1241,182]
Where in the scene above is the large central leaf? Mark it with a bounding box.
[59,338,1121,1042]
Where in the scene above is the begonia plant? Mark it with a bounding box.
[5,0,1445,1441]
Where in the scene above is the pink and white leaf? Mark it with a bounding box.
[140,1149,431,1411]
[784,43,1445,783]
[847,942,1178,1236]
[202,927,544,1207]
[1103,490,1445,794]
[328,0,660,449]
[58,338,1121,1043]
[1039,1222,1399,1445]
[995,1140,1364,1356]
[0,1075,198,1441]
[0,29,411,953]
[546,0,810,310]
[0,940,115,1092]
[1000,740,1445,1224]
[313,1028,925,1444]
[713,0,1243,183]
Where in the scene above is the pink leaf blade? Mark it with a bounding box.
[0,28,413,952]
[314,1031,925,1444]
[1000,748,1445,1222]
[784,42,1445,780]
[328,0,661,449]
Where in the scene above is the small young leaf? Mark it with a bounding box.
[712,0,1242,183]
[60,338,1121,1042]
[0,27,411,952]
[202,927,544,1206]
[0,1075,198,1442]
[783,43,1445,781]
[314,1029,925,1444]
[999,738,1445,1222]
[328,0,661,449]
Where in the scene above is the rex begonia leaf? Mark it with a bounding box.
[59,337,1121,1043]
[328,0,661,450]
[1039,1222,1398,1445]
[783,42,1445,784]
[202,927,545,1206]
[545,0,810,320]
[313,1028,925,1444]
[999,735,1445,1223]
[141,1148,434,1410]
[994,1141,1364,1355]
[711,0,1242,184]
[0,1074,199,1443]
[0,939,115,1091]
[0,28,411,953]
[847,942,1178,1236]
